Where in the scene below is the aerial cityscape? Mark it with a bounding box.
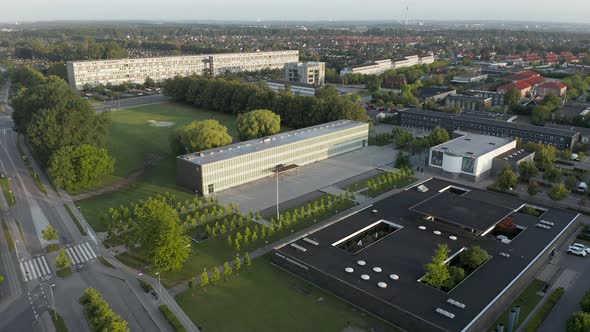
[1,2,590,332]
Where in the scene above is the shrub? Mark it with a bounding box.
[159,305,187,332]
[138,279,153,293]
[459,246,489,270]
[581,290,590,313]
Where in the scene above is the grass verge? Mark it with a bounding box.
[524,287,565,332]
[48,309,69,332]
[1,219,14,251]
[159,305,187,332]
[97,256,116,269]
[0,177,15,206]
[176,256,396,332]
[63,204,87,236]
[17,139,47,194]
[491,279,545,331]
[56,267,73,278]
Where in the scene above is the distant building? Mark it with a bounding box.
[491,148,536,176]
[176,120,369,196]
[265,80,318,96]
[497,81,533,97]
[507,70,541,82]
[417,87,457,103]
[551,104,590,122]
[465,90,506,106]
[284,61,325,86]
[451,73,488,84]
[429,131,517,181]
[66,50,300,90]
[533,81,568,98]
[546,123,590,144]
[340,54,435,76]
[446,94,492,112]
[366,109,397,122]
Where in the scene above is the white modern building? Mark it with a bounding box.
[429,131,516,182]
[66,50,300,90]
[176,120,369,196]
[265,80,318,96]
[340,55,435,76]
[285,61,325,86]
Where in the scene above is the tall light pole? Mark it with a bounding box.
[276,169,279,221]
[155,272,161,296]
[49,284,56,320]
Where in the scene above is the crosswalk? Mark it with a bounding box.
[66,242,97,265]
[19,256,51,282]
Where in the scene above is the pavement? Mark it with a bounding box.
[92,94,170,112]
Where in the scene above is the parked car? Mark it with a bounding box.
[567,246,587,257]
[571,243,590,254]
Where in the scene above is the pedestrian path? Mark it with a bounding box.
[30,201,57,247]
[19,256,51,282]
[65,242,97,265]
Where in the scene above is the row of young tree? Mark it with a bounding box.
[199,253,252,289]
[79,288,129,332]
[162,76,367,129]
[10,66,114,190]
[366,168,415,195]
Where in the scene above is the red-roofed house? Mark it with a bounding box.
[521,76,545,86]
[578,53,588,59]
[504,55,523,62]
[533,82,568,97]
[545,52,559,65]
[524,54,542,64]
[508,70,540,82]
[497,81,533,97]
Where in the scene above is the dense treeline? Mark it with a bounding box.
[79,288,129,332]
[14,38,128,62]
[163,76,367,129]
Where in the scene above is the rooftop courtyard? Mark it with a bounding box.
[273,178,579,332]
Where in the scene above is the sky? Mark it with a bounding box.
[2,0,590,24]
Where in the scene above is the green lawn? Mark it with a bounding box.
[0,177,15,206]
[491,279,546,331]
[176,257,396,332]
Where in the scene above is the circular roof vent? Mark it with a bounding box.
[361,274,370,280]
[433,231,442,236]
[377,282,388,288]
[373,267,382,273]
[449,235,458,241]
[345,267,354,273]
[390,274,400,280]
[357,260,366,266]
[418,226,427,230]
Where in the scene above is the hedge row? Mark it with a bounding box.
[159,305,187,332]
[524,287,564,332]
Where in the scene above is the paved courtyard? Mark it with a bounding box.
[214,145,398,213]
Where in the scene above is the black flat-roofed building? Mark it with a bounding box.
[273,178,579,332]
[399,108,579,150]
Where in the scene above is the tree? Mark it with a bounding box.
[392,128,415,147]
[236,109,281,140]
[210,267,220,284]
[565,175,579,191]
[395,152,412,170]
[567,312,590,332]
[134,199,191,272]
[537,144,558,167]
[223,262,233,280]
[423,244,450,289]
[505,88,522,107]
[528,179,540,196]
[171,119,232,154]
[518,160,538,182]
[366,75,382,93]
[244,252,252,267]
[42,225,58,241]
[459,246,489,270]
[543,166,561,183]
[49,145,115,190]
[548,183,570,201]
[496,164,518,191]
[580,291,590,312]
[79,288,129,332]
[429,127,450,146]
[55,249,72,268]
[234,257,241,272]
[144,76,156,88]
[445,266,465,289]
[200,271,209,288]
[496,216,518,236]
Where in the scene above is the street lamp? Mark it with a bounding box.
[155,272,162,296]
[49,284,56,320]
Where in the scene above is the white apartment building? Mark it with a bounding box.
[340,55,435,76]
[176,120,369,196]
[284,61,326,86]
[66,50,299,90]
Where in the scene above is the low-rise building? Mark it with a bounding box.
[465,90,506,106]
[417,87,457,103]
[340,55,434,76]
[446,94,492,112]
[451,73,488,84]
[265,80,318,96]
[551,104,590,122]
[491,148,536,176]
[533,81,568,97]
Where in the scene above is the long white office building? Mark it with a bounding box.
[176,120,369,196]
[340,55,435,76]
[66,50,299,89]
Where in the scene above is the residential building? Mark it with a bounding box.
[507,70,540,82]
[551,103,590,122]
[497,81,533,97]
[340,54,434,76]
[176,120,369,196]
[429,131,516,181]
[446,94,492,112]
[66,50,300,89]
[451,73,488,84]
[284,61,325,86]
[399,108,579,150]
[265,80,318,96]
[465,90,506,106]
[533,81,568,97]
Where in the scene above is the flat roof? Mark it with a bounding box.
[178,120,368,165]
[495,148,535,162]
[431,132,513,158]
[460,110,516,122]
[266,80,319,89]
[276,178,579,332]
[399,108,579,138]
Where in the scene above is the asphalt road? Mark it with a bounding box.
[93,94,170,112]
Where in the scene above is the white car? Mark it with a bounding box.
[567,246,588,257]
[571,243,590,254]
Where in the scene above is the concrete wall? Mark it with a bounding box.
[176,157,202,195]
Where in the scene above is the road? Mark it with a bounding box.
[92,94,170,112]
[0,80,186,331]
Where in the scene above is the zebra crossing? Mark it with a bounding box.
[19,256,51,282]
[66,242,97,265]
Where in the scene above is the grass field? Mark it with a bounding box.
[77,103,240,231]
[0,177,15,206]
[176,257,396,332]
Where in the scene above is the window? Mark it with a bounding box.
[208,184,215,194]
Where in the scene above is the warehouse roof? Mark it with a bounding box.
[178,120,368,165]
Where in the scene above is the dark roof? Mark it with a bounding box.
[545,123,590,136]
[275,178,579,332]
[460,110,515,122]
[399,108,579,138]
[418,87,456,99]
[494,148,535,163]
[410,190,514,233]
[266,80,319,89]
[552,104,590,119]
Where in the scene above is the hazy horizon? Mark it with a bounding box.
[2,0,590,24]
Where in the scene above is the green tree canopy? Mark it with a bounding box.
[567,311,590,332]
[505,88,522,107]
[79,288,129,332]
[171,119,232,155]
[429,127,451,146]
[42,225,58,241]
[55,249,72,268]
[236,109,281,140]
[548,183,570,201]
[518,160,538,182]
[423,244,451,289]
[48,145,115,190]
[459,246,489,270]
[496,164,518,191]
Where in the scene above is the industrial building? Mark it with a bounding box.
[399,108,579,150]
[284,61,325,86]
[176,120,369,196]
[340,55,435,76]
[428,131,516,181]
[273,178,579,332]
[66,50,299,89]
